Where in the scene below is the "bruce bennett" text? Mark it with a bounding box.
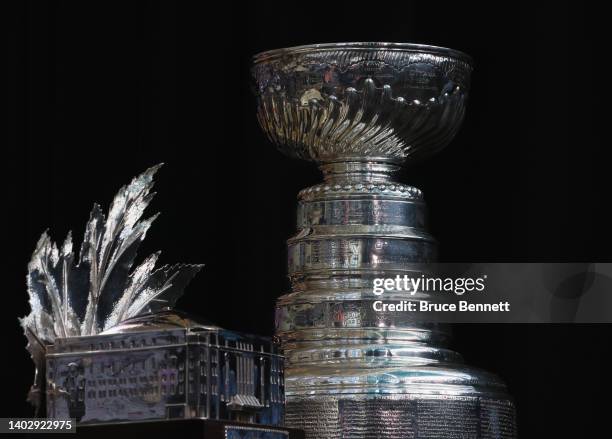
[373,300,511,312]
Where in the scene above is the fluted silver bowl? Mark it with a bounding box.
[252,42,473,164]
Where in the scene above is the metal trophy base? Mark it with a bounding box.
[277,170,517,439]
[45,419,304,439]
[287,394,515,438]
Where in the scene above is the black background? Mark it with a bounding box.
[5,1,611,437]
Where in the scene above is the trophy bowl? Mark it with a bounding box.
[252,42,473,165]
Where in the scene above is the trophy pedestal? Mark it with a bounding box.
[51,420,304,439]
[276,174,516,439]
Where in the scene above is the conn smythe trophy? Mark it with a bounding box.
[253,43,517,438]
[21,165,299,438]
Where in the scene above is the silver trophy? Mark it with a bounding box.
[253,43,517,438]
[21,165,297,438]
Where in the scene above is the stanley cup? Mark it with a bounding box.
[252,43,516,438]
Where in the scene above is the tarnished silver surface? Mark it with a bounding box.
[253,42,517,438]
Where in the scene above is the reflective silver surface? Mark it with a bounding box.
[21,166,287,433]
[46,311,284,426]
[253,42,516,438]
[253,42,471,164]
[21,165,203,414]
[21,164,203,339]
